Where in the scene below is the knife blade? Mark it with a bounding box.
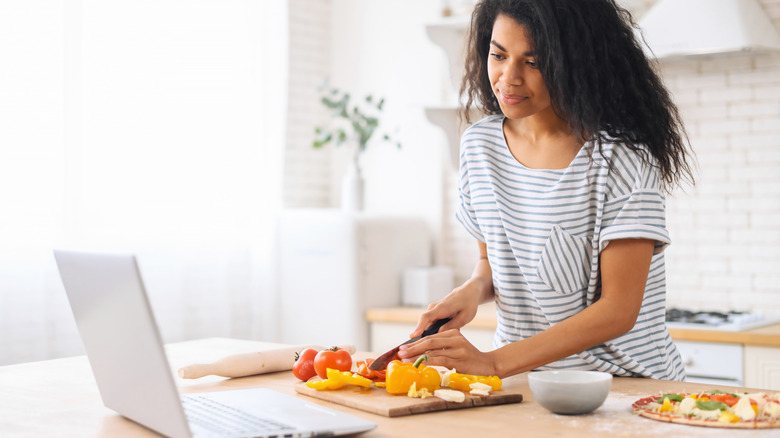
[368,317,452,371]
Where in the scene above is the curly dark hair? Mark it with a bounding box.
[460,0,696,192]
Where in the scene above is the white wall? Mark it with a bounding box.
[325,0,450,260]
[628,0,780,313]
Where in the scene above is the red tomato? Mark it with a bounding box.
[708,394,739,407]
[313,347,352,379]
[292,348,319,381]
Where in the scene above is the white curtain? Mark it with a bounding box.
[0,0,287,365]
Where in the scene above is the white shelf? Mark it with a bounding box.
[425,17,469,97]
[424,17,470,169]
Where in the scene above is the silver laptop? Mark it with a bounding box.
[54,249,376,438]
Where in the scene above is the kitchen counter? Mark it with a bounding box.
[366,304,780,347]
[2,337,777,437]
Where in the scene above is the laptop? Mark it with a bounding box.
[53,249,376,438]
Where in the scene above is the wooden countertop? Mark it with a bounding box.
[366,305,780,347]
[3,337,777,437]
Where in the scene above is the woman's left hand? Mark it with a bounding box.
[397,329,498,376]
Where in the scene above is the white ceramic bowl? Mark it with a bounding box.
[528,370,612,415]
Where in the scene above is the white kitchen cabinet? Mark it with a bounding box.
[277,209,431,350]
[674,341,780,390]
[744,346,780,391]
[675,340,744,386]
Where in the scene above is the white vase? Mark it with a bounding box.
[341,158,364,211]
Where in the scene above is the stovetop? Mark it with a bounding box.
[665,308,780,332]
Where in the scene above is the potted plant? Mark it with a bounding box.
[313,82,400,211]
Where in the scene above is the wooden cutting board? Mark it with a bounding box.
[295,382,523,417]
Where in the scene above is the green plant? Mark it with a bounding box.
[312,82,400,157]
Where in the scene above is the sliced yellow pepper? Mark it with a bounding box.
[659,398,674,413]
[719,412,740,423]
[385,356,441,395]
[326,368,372,388]
[306,379,345,390]
[445,373,502,392]
[407,382,433,399]
[305,368,372,390]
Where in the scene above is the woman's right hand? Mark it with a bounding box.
[409,280,484,338]
[411,241,493,337]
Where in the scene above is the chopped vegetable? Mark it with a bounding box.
[355,358,386,381]
[407,382,433,399]
[304,368,371,391]
[434,389,466,403]
[444,372,502,392]
[707,393,739,407]
[656,393,684,403]
[695,400,728,411]
[326,368,372,388]
[385,356,441,395]
[305,379,345,390]
[469,382,492,396]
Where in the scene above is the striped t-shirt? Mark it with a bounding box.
[456,114,685,381]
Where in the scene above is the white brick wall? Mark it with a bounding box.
[649,0,780,314]
[436,0,780,316]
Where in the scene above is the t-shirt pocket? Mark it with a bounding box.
[536,225,592,295]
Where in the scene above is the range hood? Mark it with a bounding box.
[638,0,780,60]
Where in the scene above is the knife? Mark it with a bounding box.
[368,317,452,371]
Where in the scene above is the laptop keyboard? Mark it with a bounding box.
[182,394,296,437]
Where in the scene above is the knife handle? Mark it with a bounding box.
[422,317,452,337]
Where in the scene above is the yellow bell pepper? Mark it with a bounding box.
[407,382,433,399]
[385,356,441,395]
[719,412,740,423]
[445,372,502,392]
[305,368,372,390]
[326,368,372,388]
[306,379,345,390]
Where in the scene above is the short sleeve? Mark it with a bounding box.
[455,134,485,242]
[599,148,671,254]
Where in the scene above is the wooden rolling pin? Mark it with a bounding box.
[177,344,356,379]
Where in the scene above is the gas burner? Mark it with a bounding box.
[666,308,780,331]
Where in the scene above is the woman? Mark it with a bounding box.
[399,0,695,380]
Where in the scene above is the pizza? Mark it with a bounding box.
[632,389,780,429]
